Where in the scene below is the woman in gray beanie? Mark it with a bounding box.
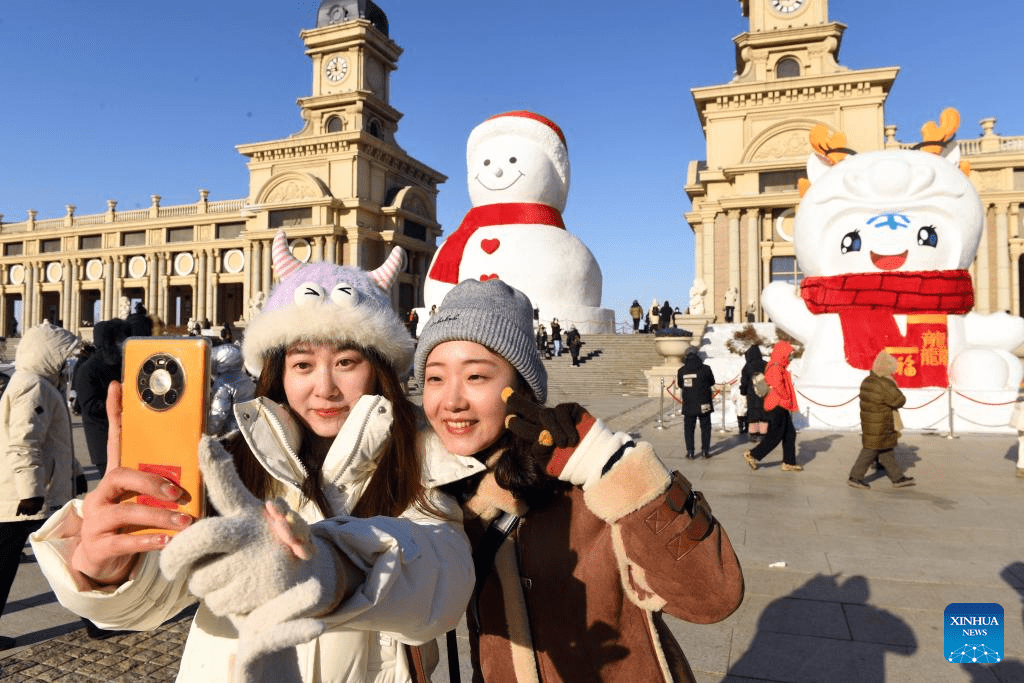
[415,278,744,683]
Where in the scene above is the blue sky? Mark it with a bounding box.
[2,1,1022,326]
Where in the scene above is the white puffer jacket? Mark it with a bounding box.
[0,322,81,522]
[31,394,484,683]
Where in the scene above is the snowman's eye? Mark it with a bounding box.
[483,159,490,166]
[294,282,326,305]
[840,230,861,255]
[917,226,938,248]
[330,282,359,308]
[509,157,517,164]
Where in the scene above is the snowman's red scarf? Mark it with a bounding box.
[428,203,565,284]
[800,269,973,370]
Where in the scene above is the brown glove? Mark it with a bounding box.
[501,387,596,478]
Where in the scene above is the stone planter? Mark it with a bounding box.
[654,336,693,367]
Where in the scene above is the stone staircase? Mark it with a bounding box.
[542,333,664,396]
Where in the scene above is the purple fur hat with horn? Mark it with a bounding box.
[242,231,413,375]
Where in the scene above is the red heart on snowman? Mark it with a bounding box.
[481,239,500,254]
[480,274,499,281]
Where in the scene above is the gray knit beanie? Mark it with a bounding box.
[414,279,547,403]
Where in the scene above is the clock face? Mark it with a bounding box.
[771,0,806,14]
[325,56,349,83]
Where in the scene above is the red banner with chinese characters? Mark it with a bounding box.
[883,315,949,388]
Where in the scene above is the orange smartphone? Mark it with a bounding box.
[120,337,210,534]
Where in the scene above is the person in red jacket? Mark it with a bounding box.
[415,279,744,683]
[743,340,803,471]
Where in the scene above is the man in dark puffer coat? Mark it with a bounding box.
[848,350,915,489]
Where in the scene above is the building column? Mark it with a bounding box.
[208,248,219,324]
[158,253,169,324]
[70,260,81,330]
[196,251,207,323]
[102,259,114,320]
[995,203,1011,313]
[747,209,761,319]
[326,235,337,264]
[112,256,125,317]
[314,236,324,262]
[25,263,36,327]
[729,209,745,309]
[62,259,73,326]
[975,206,992,313]
[146,254,156,312]
[261,240,272,293]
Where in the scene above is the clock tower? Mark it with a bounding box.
[684,0,899,323]
[236,0,446,316]
[300,0,401,142]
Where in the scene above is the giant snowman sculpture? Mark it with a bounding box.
[762,109,1024,432]
[422,111,614,334]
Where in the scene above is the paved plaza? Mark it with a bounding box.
[0,392,1021,682]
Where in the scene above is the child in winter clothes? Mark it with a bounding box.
[31,231,476,683]
[415,279,744,683]
[0,323,83,648]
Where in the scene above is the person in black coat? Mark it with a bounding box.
[565,325,584,366]
[73,319,131,472]
[738,344,768,441]
[658,300,673,330]
[677,346,716,459]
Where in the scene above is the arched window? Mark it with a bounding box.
[367,118,382,138]
[775,57,801,79]
[326,116,344,133]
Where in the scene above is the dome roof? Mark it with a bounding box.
[316,0,389,36]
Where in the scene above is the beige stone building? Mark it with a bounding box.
[0,0,443,339]
[685,0,1024,322]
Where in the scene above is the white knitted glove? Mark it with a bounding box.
[159,436,354,681]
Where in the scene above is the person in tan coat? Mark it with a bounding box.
[848,350,916,489]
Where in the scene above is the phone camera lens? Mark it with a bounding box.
[164,390,179,405]
[141,389,154,404]
[166,360,179,375]
[143,360,156,374]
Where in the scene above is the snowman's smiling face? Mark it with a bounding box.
[833,209,946,273]
[468,134,567,210]
[794,149,982,278]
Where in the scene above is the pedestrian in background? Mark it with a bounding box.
[658,300,672,330]
[73,319,131,473]
[647,298,659,333]
[0,322,83,649]
[629,300,644,332]
[743,340,801,471]
[550,318,562,357]
[848,350,915,489]
[566,325,583,366]
[678,346,716,459]
[739,344,769,442]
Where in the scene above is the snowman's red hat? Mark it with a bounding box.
[468,111,570,186]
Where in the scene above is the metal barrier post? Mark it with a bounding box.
[719,383,728,433]
[656,378,666,430]
[946,385,956,439]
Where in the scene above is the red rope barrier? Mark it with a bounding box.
[952,390,1017,407]
[795,389,859,408]
[903,391,946,410]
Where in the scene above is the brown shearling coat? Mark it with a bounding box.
[461,443,744,683]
